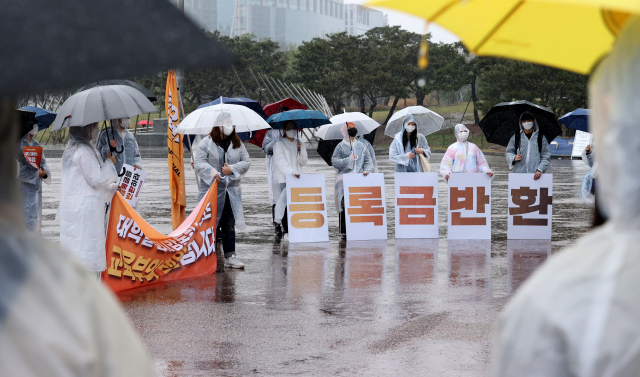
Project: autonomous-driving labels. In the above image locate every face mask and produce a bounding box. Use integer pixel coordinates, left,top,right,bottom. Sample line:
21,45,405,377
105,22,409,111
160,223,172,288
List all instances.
286,129,297,138
223,125,234,136
28,125,38,136
458,132,469,142
347,128,358,137
522,121,534,130
405,125,416,133
90,126,99,140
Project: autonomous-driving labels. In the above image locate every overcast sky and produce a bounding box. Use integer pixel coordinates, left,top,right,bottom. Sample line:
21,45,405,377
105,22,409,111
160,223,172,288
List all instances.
347,1,460,44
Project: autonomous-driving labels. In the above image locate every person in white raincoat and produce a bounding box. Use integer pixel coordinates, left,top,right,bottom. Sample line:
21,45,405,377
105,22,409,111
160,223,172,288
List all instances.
17,123,50,232
580,144,596,206
0,101,155,376
331,122,374,239
59,123,118,275
96,118,142,174
357,134,378,173
262,128,282,229
491,16,640,377
389,113,431,172
272,120,308,236
194,112,251,269
505,112,551,180
440,124,493,181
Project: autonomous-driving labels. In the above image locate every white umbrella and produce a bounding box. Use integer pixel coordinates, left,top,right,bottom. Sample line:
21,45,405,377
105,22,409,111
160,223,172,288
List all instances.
316,112,381,140
176,103,270,135
384,106,445,138
50,85,158,130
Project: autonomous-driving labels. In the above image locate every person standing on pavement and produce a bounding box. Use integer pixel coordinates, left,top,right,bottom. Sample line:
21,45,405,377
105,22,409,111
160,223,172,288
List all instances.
389,113,431,172
17,122,50,233
194,113,250,269
440,124,494,181
262,106,287,230
272,120,308,237
96,118,142,174
505,112,551,180
332,122,374,240
59,123,119,277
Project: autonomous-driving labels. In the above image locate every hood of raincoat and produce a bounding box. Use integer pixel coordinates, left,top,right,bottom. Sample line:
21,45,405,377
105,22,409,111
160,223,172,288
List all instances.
589,16,640,225
62,124,102,171
518,112,540,133
341,122,349,141
455,124,470,143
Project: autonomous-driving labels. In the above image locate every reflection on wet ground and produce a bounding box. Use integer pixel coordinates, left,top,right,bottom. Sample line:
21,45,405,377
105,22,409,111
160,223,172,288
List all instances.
40,154,592,376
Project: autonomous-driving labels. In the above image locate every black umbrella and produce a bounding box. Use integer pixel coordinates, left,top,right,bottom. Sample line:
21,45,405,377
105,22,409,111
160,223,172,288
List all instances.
478,101,562,147
1,0,235,97
18,110,38,139
317,129,377,166
75,80,157,102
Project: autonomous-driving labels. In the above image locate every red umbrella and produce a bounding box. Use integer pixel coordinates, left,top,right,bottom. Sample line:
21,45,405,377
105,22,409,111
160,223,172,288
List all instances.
246,98,308,148
137,120,153,126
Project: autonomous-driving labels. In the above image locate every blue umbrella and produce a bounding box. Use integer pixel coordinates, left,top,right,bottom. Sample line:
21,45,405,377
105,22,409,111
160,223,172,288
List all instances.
559,108,590,133
19,106,57,130
267,109,330,129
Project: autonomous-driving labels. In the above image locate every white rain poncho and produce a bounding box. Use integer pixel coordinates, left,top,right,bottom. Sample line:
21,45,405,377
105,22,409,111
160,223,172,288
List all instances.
331,124,375,213
580,147,596,206
194,134,251,230
96,119,142,174
59,124,118,272
505,112,551,173
272,136,308,224
440,124,492,179
357,135,378,173
491,16,640,377
17,134,50,232
389,113,431,172
262,129,282,205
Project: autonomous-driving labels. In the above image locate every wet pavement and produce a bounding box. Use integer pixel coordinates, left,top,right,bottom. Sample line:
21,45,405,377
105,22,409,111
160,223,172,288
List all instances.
40,152,592,376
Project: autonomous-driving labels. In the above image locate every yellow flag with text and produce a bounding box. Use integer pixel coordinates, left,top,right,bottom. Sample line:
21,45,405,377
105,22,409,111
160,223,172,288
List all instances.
165,70,186,229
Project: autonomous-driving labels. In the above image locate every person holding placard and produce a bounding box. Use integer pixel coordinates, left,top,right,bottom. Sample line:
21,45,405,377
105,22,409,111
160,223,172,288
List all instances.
331,122,374,240
440,124,493,181
17,122,50,233
272,120,308,237
505,112,551,180
389,113,431,172
194,112,251,269
96,117,142,174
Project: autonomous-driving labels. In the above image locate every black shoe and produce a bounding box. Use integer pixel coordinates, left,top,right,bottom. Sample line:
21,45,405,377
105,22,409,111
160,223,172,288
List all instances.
340,233,346,240
275,224,283,236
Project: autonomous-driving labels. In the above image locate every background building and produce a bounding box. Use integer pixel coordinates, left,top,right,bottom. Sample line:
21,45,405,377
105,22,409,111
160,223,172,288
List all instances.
184,0,387,47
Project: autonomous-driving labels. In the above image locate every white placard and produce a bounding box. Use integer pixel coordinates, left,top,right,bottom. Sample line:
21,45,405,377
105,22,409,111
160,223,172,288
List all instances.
394,172,439,239
447,174,492,239
286,174,329,243
507,173,553,239
117,164,146,208
343,173,388,241
571,130,591,157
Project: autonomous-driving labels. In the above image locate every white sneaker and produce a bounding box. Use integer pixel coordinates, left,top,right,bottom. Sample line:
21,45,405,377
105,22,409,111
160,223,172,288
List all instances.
224,255,245,269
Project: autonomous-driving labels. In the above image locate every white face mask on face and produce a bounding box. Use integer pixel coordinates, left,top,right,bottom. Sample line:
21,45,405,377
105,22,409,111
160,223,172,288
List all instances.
405,125,416,133
522,121,534,130
458,131,469,142
28,125,38,136
223,125,234,136
286,129,297,138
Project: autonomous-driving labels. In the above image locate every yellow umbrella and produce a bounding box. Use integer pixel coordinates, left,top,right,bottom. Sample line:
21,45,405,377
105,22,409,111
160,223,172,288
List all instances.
366,0,635,74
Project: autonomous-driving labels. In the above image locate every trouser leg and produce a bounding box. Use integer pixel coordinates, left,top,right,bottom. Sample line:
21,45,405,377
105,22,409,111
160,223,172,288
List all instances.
218,193,236,259
339,198,346,236
272,204,277,227
282,207,289,234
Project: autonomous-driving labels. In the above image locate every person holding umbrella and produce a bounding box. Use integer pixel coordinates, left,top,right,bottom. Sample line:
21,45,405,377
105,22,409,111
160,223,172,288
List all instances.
194,112,251,269
332,122,375,240
440,124,493,181
272,120,308,237
17,113,51,233
505,112,551,180
263,107,287,232
59,123,119,277
389,114,431,172
96,117,142,174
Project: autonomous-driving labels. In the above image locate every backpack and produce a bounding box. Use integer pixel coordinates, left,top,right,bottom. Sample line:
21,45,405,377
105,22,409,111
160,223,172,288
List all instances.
514,129,545,157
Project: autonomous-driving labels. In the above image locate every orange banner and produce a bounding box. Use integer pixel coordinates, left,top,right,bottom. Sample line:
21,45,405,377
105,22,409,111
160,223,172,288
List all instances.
22,146,42,169
101,181,219,293
165,70,186,229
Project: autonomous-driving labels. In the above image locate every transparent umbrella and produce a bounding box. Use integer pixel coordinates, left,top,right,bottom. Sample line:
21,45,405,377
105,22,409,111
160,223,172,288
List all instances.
176,103,271,135
316,112,381,140
384,106,444,137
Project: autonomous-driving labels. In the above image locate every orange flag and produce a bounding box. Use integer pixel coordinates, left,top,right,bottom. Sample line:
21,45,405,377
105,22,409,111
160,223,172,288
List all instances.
165,70,186,229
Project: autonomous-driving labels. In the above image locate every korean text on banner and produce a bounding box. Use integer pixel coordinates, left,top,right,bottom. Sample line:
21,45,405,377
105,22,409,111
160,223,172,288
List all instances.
22,146,42,169
571,130,591,158
286,174,329,243
447,173,492,240
117,164,147,208
343,173,387,241
101,181,219,293
394,172,439,239
507,173,553,240
165,70,186,229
